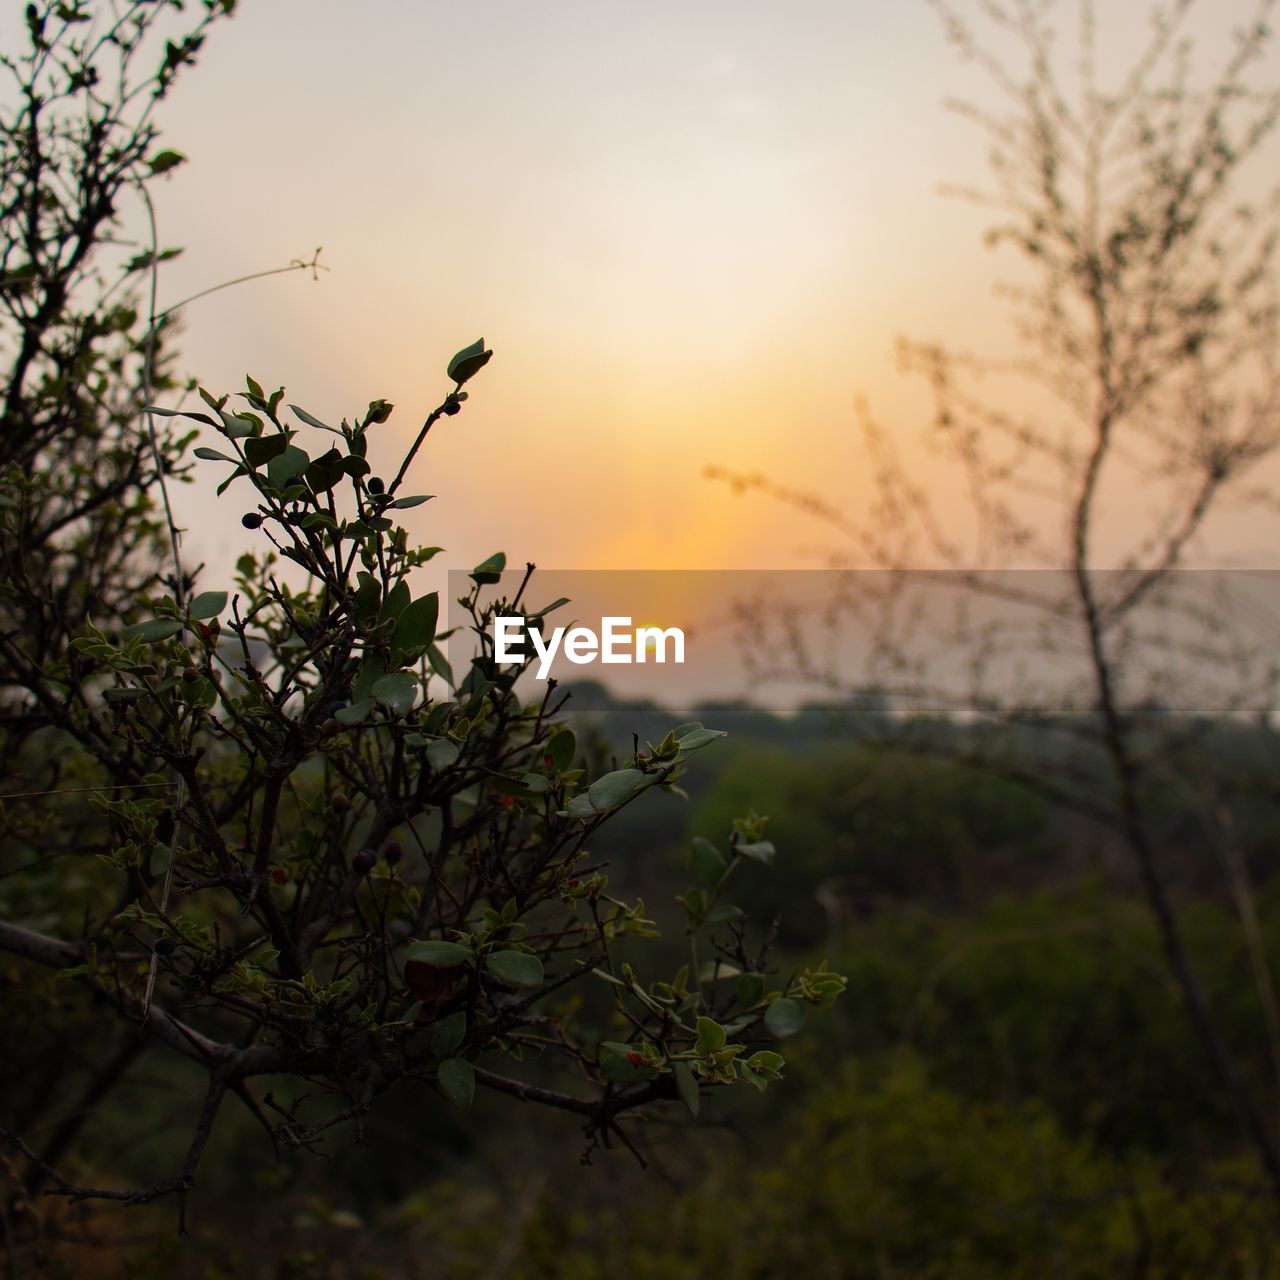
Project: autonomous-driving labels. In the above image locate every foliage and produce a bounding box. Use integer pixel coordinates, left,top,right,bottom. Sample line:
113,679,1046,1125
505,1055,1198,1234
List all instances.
0,1,240,773
0,0,846,1231
691,742,1049,941
0,349,846,1212
708,0,1280,1195
111,1059,1280,1279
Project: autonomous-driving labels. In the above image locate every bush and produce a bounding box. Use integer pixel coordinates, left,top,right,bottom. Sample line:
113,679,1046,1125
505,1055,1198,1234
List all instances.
0,354,845,1220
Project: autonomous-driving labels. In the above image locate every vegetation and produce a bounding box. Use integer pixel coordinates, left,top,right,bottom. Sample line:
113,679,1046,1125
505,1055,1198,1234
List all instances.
5,1,1280,1276
712,0,1280,1201
0,2,844,1268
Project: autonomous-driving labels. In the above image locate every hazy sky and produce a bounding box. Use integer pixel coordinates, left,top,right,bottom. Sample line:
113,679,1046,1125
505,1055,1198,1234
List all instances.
123,0,1278,587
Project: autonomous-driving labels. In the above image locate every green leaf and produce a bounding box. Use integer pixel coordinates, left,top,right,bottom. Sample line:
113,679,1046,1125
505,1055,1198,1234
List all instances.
371,672,418,717
405,939,471,967
470,552,506,585
149,149,186,174
694,1016,727,1057
690,836,727,887
736,840,776,865
426,644,454,686
566,794,596,820
217,409,255,439
394,592,439,661
546,728,576,772
187,591,228,621
674,725,728,754
127,248,183,274
587,768,652,812
764,997,805,1038
193,446,234,462
380,579,410,622
288,404,337,433
392,494,433,509
354,575,381,624
305,447,346,491
485,950,544,988
746,1050,785,1077
674,1062,700,1119
335,698,374,726
446,338,493,386
426,739,459,770
243,433,289,467
428,1010,467,1057
149,405,215,427
216,465,249,495
437,1057,474,1111
266,444,311,490
353,651,386,702
122,618,183,643
422,702,453,733
698,960,742,982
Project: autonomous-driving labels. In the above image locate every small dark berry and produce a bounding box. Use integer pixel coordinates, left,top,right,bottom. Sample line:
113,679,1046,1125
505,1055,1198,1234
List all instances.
182,666,200,683
352,848,376,875
321,717,341,737
383,839,403,866
242,512,263,529
443,400,462,416
284,473,303,488
330,791,351,815
367,476,385,494
154,937,177,956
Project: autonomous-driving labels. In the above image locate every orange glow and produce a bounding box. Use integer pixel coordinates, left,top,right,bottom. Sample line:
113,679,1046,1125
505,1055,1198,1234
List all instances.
141,1,1280,583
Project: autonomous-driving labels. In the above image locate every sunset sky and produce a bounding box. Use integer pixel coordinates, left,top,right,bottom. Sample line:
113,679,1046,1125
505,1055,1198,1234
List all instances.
134,1,1278,588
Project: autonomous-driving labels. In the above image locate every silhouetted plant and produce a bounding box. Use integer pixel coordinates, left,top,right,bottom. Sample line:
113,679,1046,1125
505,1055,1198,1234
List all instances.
0,0,845,1232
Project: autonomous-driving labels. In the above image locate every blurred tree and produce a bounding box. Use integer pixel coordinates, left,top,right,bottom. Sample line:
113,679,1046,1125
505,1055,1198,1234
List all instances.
711,0,1280,1195
0,0,232,765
